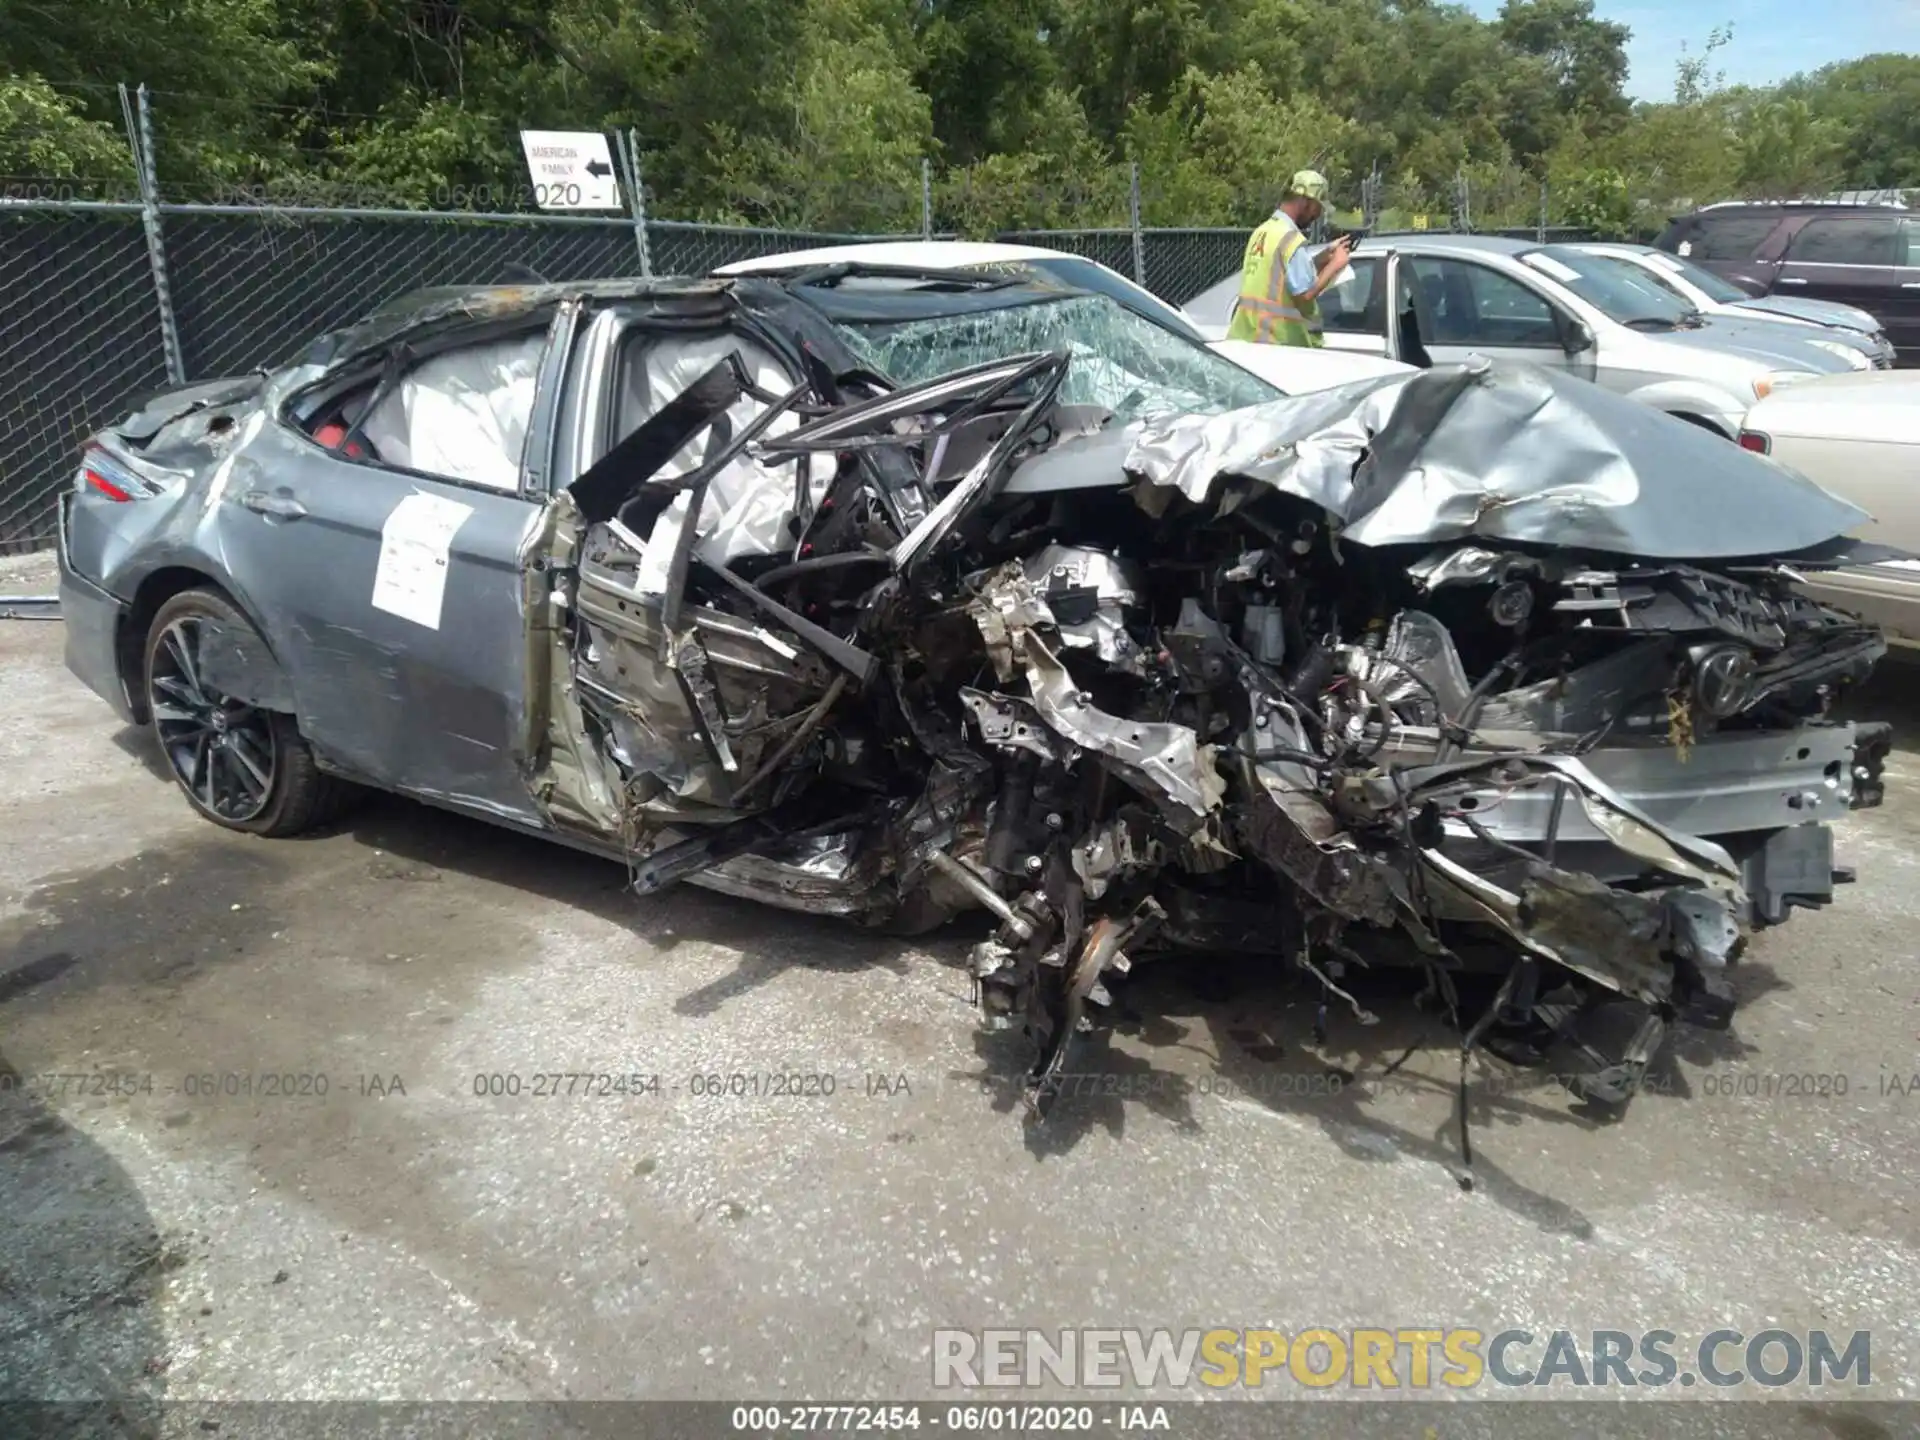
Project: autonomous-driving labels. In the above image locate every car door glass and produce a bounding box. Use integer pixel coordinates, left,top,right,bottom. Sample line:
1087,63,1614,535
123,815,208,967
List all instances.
1786,218,1899,266
1407,259,1460,338
1319,257,1379,333
1902,220,1920,267
358,331,546,492
1413,258,1557,346
1690,216,1779,261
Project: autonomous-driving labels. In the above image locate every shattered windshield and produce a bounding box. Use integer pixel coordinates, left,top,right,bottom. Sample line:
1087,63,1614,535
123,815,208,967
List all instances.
1016,257,1209,341
832,294,1281,422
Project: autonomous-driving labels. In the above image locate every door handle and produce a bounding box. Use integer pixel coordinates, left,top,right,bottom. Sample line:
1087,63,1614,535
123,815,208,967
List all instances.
1902,282,1920,290
1776,277,1808,286
240,490,308,520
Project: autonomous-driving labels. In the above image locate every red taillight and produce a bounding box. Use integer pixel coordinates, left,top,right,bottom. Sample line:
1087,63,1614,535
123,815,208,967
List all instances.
1738,430,1771,455
76,444,158,501
82,465,134,501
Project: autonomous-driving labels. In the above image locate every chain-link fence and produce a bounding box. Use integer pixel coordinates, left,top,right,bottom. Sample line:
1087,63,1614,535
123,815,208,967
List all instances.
0,201,930,552
0,205,172,551
0,190,1603,554
3,83,1853,554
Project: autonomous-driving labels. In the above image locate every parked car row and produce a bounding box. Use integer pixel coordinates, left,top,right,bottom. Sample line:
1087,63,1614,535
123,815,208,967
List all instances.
1572,240,1895,367
1183,233,1865,436
1653,199,1920,365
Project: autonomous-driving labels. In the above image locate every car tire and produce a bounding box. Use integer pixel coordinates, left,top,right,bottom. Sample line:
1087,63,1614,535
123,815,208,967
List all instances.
143,587,356,837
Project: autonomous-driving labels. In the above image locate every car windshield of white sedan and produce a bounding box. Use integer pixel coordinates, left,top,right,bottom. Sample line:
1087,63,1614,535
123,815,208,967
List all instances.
1643,250,1751,304
1524,246,1694,328
833,295,1279,422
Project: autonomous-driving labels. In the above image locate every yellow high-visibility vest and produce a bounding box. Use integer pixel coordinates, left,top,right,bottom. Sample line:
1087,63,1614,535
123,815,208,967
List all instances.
1226,212,1323,347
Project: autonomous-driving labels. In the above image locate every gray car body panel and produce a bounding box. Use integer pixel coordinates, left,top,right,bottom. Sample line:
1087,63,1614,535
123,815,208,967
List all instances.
72,411,550,830
1123,358,1868,557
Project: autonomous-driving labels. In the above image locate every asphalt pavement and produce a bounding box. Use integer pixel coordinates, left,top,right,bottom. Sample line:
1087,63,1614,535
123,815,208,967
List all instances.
2,549,1917,1436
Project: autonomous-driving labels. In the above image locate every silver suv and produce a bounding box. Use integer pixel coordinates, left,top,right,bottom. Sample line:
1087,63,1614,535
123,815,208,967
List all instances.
1570,240,1895,368
1186,234,1859,436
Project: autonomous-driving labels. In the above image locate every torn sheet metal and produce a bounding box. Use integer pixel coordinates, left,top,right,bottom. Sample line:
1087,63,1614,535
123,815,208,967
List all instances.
966,561,1225,817
1125,359,1869,559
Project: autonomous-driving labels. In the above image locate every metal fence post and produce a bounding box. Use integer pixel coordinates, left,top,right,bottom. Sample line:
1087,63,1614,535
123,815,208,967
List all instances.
122,84,185,385
921,158,933,240
616,129,653,278
1128,163,1146,285
1537,179,1549,243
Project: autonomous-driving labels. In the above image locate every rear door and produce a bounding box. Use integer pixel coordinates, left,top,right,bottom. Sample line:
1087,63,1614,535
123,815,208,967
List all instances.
1890,219,1920,362
1401,255,1593,377
1773,216,1900,328
228,317,564,823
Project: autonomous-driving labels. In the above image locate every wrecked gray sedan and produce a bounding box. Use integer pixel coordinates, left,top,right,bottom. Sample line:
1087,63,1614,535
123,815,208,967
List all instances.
58,272,1893,1134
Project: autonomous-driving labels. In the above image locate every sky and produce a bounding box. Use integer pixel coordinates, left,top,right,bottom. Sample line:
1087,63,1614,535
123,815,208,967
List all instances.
1462,0,1920,101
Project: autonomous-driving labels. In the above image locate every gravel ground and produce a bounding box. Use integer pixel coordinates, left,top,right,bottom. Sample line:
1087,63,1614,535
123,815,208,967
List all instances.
2,546,1917,1438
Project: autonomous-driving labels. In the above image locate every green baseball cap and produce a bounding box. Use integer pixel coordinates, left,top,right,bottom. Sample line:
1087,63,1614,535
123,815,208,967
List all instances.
1288,169,1329,201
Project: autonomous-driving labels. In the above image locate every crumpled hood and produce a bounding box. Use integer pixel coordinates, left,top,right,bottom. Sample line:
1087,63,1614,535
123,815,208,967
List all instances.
1734,295,1882,336
1124,357,1870,559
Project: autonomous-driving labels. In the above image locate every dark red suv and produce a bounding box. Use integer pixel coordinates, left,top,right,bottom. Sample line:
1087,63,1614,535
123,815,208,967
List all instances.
1654,202,1920,366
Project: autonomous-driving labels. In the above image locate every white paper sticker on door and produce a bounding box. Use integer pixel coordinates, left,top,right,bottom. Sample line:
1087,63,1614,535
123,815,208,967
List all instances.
371,492,474,630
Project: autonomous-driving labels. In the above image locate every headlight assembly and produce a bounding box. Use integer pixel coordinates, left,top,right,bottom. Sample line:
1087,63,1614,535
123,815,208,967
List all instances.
1808,339,1871,370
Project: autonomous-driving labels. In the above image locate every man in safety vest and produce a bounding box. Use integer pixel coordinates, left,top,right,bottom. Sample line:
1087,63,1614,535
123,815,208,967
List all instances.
1226,169,1353,346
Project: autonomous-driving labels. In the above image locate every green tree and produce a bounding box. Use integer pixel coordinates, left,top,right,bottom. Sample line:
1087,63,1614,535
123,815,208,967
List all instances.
914,0,1063,164
1736,95,1845,198
0,76,130,188
710,0,932,230
1,0,1907,239
1785,54,1920,188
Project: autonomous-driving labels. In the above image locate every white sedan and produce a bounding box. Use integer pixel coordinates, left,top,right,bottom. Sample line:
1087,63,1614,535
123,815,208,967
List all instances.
712,241,1414,395
1570,242,1895,370
1739,370,1920,648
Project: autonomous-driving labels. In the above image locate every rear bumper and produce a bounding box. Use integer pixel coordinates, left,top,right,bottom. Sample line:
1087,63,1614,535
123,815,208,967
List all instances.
56,493,136,724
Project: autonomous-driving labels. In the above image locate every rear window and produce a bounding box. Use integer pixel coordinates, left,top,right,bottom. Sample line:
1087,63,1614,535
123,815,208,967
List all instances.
1683,214,1781,261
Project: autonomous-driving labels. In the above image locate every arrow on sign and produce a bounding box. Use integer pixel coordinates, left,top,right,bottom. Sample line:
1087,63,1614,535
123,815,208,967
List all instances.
585,159,613,179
